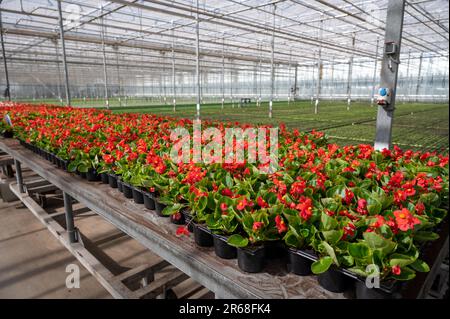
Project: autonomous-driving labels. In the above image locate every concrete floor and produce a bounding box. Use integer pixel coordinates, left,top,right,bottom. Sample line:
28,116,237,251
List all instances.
0,160,211,299
0,194,174,299
0,199,111,298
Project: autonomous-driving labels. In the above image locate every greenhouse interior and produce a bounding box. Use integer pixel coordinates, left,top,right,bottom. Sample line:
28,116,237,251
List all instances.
0,0,448,302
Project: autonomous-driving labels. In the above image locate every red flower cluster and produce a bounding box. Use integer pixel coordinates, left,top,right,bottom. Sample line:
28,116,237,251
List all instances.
393,208,420,231
275,215,287,234
237,197,254,211
297,197,313,221
356,198,368,215
342,189,354,205
252,221,264,232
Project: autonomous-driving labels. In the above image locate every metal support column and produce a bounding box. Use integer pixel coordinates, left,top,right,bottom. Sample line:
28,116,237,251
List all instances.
330,57,334,101
14,159,24,193
52,39,62,104
63,192,77,243
57,0,71,106
346,33,356,110
171,20,176,112
258,41,262,107
415,52,423,102
371,37,380,107
293,64,298,102
100,11,110,109
195,0,201,119
311,56,316,105
288,47,292,106
269,4,276,118
404,49,411,103
374,0,406,151
254,62,258,104
231,59,234,108
0,9,11,101
315,14,324,114
221,32,225,109
115,46,122,107
139,10,145,99
162,52,167,105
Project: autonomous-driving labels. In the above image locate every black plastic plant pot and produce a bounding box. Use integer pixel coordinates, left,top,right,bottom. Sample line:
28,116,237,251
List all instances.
100,172,109,184
237,246,265,273
288,249,313,276
143,192,156,210
55,157,62,169
155,201,168,217
170,211,185,225
193,224,214,247
117,180,123,192
86,169,100,182
3,131,14,138
122,183,133,198
264,240,287,260
108,174,118,188
51,154,58,165
317,268,353,293
213,234,237,259
61,160,69,171
79,171,87,179
132,187,144,204
354,281,396,299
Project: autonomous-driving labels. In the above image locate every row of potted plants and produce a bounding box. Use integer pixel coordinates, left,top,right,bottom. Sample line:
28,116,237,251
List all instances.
1,102,448,298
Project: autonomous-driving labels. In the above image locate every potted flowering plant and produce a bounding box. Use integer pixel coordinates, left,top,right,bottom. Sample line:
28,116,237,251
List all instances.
224,192,281,273
204,191,240,259
283,210,318,275
68,148,101,181
1,126,13,138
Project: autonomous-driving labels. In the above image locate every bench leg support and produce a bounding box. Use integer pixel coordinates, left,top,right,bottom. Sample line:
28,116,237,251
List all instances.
14,159,24,193
63,192,78,243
